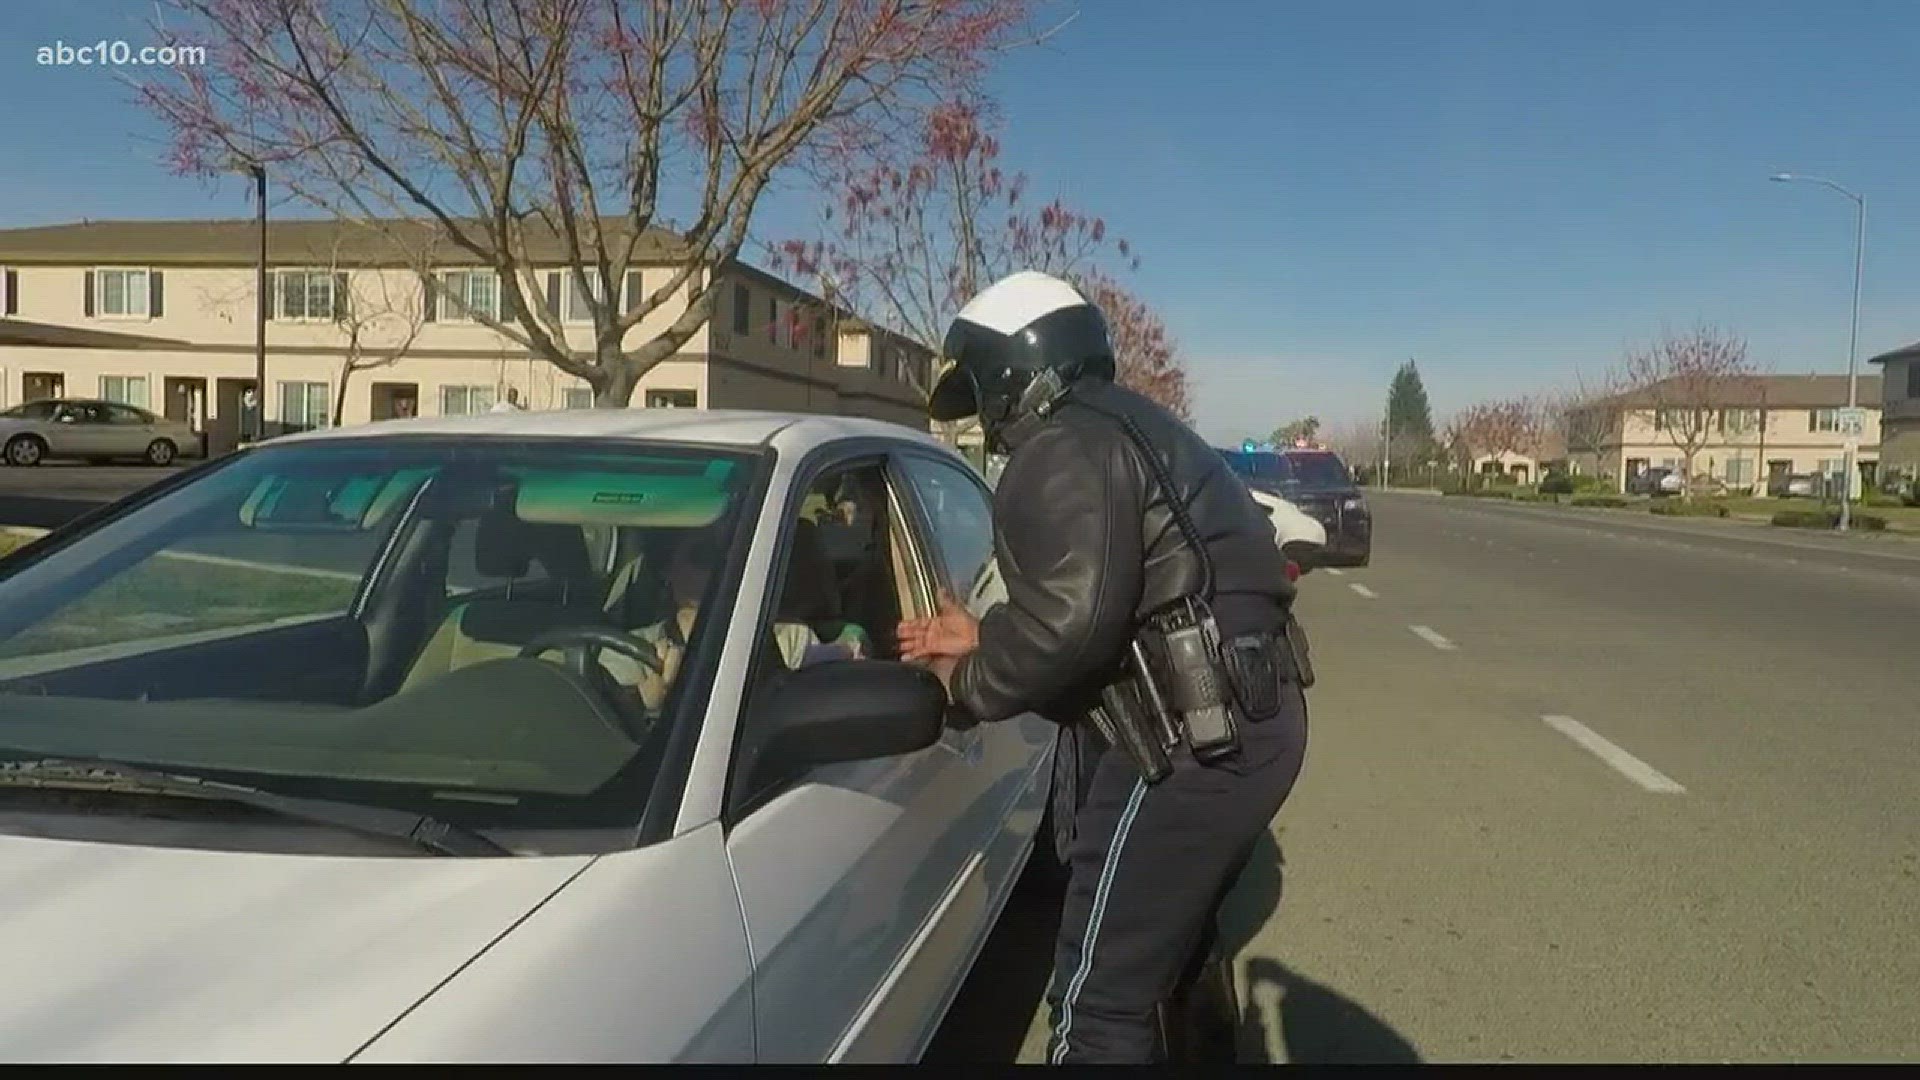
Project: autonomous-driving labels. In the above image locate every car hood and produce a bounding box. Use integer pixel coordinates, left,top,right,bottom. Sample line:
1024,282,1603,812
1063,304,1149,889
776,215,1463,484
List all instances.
0,830,592,1063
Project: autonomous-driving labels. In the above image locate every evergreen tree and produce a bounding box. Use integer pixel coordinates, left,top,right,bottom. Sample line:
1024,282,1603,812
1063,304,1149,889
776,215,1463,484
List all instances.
1386,360,1436,474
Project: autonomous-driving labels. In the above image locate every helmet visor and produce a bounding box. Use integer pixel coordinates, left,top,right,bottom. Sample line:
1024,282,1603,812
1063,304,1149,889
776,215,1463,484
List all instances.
927,358,980,421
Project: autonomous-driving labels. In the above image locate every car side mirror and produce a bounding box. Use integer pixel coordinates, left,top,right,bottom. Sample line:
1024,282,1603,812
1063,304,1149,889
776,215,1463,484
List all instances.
747,659,946,789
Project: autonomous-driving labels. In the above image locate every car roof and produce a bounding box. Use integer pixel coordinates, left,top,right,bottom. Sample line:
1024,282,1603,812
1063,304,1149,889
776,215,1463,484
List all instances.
272,407,948,454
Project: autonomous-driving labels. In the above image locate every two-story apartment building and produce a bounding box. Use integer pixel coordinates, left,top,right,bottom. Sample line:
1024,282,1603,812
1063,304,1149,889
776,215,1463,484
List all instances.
0,219,930,454
1567,374,1884,495
1867,342,1920,480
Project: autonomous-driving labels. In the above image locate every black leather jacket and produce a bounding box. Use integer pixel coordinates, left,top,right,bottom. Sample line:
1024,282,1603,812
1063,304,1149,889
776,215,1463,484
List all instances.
950,381,1298,725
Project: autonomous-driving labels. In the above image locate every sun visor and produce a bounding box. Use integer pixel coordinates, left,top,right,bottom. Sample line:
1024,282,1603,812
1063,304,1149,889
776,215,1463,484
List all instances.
512,461,736,528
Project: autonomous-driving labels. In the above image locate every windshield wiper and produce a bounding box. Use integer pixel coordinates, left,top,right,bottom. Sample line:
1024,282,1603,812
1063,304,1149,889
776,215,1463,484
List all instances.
0,757,509,857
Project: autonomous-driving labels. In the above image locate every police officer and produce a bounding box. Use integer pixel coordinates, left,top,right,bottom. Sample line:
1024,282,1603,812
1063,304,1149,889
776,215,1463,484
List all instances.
898,270,1312,1064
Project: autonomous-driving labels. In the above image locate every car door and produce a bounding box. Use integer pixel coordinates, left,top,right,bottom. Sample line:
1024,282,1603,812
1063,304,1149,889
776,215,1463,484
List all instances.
891,449,1057,940
723,448,1001,1063
104,404,157,457
47,402,113,456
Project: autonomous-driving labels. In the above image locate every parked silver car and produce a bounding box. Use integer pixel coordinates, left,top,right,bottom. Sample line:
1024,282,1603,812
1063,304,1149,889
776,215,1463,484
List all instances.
0,409,1053,1063
0,397,202,466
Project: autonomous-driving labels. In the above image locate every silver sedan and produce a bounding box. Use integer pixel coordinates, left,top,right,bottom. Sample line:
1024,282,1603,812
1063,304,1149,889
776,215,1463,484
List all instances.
0,397,202,467
0,408,1052,1063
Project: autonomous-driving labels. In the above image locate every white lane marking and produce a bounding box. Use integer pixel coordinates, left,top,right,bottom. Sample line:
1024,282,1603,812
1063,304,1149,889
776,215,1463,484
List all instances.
1349,583,1378,599
1541,715,1687,795
1408,625,1456,651
1324,568,1345,576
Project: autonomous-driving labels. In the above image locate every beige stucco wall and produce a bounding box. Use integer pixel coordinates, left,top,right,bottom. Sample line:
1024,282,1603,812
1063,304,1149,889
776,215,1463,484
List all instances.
1575,405,1885,492
0,260,926,442
4,263,712,358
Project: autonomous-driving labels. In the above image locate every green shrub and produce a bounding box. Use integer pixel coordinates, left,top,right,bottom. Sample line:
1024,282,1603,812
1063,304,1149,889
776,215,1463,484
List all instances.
1572,495,1629,508
1771,508,1888,530
1861,492,1902,508
1648,501,1730,518
1511,491,1558,503
1539,473,1575,495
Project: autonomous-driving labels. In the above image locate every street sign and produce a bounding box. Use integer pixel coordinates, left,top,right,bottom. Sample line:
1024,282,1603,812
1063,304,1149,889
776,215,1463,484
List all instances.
1838,407,1866,438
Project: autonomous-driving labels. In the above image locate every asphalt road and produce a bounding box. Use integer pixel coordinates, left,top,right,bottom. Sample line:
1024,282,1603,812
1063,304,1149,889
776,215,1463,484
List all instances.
0,463,181,527
933,490,1920,1064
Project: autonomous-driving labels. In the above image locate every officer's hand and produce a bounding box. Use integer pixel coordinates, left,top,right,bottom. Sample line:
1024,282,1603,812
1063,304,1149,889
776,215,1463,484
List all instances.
898,592,979,661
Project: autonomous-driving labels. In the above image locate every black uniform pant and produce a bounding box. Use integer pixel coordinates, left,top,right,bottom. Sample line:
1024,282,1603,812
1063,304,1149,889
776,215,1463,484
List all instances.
1043,684,1308,1064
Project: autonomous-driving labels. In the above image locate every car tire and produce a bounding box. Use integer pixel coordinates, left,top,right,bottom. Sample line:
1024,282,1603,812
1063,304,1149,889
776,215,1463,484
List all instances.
5,435,46,468
145,439,178,467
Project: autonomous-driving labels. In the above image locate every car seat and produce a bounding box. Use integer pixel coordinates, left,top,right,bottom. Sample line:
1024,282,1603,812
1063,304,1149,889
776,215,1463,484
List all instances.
779,517,871,655
398,505,604,692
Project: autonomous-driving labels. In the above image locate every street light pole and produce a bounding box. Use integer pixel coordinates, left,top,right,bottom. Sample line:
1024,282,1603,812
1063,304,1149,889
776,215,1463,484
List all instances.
250,162,268,443
1771,172,1865,531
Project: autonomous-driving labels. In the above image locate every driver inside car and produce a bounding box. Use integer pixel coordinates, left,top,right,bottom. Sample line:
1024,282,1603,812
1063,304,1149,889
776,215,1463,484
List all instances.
609,526,864,712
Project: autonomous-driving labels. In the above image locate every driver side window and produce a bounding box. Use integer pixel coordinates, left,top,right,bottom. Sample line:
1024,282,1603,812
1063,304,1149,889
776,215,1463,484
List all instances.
896,455,998,611
728,460,923,815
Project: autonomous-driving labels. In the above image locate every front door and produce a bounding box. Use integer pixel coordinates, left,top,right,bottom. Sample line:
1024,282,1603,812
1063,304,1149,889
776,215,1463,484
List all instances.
1767,458,1792,495
22,373,62,402
725,454,995,1063
211,378,257,455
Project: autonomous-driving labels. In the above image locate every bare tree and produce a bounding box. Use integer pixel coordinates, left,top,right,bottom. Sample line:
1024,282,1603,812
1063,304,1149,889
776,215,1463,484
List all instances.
140,0,1031,406
1078,268,1191,420
326,250,430,426
1550,366,1628,482
1447,397,1542,486
1322,418,1382,473
1622,325,1755,498
771,100,1185,439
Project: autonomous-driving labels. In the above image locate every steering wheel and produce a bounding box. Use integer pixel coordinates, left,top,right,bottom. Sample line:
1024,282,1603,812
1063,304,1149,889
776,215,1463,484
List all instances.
518,626,666,737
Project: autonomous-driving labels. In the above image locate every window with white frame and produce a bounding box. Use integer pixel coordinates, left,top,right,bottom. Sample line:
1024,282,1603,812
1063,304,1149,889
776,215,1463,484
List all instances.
553,271,603,323
562,386,594,409
439,269,499,321
96,269,150,318
274,270,342,321
278,381,330,431
99,375,149,408
1720,408,1760,435
1725,457,1753,486
439,384,496,415
1818,457,1845,477
1809,408,1842,433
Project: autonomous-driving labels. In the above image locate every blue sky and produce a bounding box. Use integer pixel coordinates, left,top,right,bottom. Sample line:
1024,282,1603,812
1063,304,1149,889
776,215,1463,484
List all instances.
6,0,1920,443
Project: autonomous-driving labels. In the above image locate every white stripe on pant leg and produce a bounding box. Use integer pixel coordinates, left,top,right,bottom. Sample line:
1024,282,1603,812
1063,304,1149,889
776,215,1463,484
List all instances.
1050,777,1150,1064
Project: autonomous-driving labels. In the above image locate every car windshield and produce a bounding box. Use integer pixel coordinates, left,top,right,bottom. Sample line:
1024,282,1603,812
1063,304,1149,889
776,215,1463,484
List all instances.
0,438,763,838
1219,450,1352,488
1283,452,1352,487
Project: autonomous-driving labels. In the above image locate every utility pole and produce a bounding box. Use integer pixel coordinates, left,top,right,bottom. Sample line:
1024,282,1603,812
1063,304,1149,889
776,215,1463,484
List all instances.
1770,172,1866,530
1381,414,1392,490
250,162,268,442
